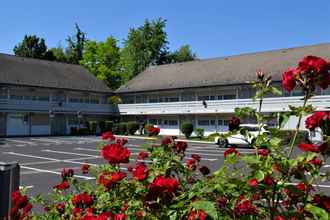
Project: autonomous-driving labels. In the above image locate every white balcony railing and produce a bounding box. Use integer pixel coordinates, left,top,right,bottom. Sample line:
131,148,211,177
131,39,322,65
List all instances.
0,99,115,114
118,95,330,115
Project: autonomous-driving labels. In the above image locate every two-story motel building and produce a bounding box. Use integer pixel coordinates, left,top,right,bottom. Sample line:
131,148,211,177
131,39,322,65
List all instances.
0,54,114,137
116,43,330,136
1,44,329,137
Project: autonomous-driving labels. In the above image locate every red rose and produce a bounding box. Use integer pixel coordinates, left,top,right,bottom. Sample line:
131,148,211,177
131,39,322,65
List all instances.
234,198,257,217
61,168,74,181
187,210,207,220
54,181,70,191
133,163,148,181
81,164,90,174
99,171,126,189
282,68,296,92
229,117,240,131
113,213,126,220
102,131,115,140
137,151,149,160
101,143,131,164
116,138,128,145
258,149,269,157
217,197,228,209
298,143,319,153
296,182,306,191
145,176,180,204
309,156,322,166
313,194,330,213
248,178,258,187
56,203,65,214
224,148,240,158
199,166,210,176
162,136,173,145
135,210,144,219
263,175,274,186
173,141,188,153
191,154,201,162
148,126,160,136
72,193,94,207
275,216,285,220
186,159,197,170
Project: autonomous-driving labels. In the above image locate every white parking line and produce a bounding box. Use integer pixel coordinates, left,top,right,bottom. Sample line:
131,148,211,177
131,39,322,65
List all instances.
21,156,97,166
19,185,34,189
20,166,95,180
5,139,37,145
74,147,218,161
4,152,99,166
42,149,100,158
30,138,66,144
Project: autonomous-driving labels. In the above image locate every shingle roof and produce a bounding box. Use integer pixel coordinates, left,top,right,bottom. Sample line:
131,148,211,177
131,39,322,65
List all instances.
116,43,330,93
0,54,112,93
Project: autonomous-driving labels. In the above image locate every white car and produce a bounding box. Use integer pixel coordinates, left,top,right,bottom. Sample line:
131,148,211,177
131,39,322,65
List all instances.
214,124,268,148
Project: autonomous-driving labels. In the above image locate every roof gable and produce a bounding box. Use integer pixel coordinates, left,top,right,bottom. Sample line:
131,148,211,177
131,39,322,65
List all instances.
0,54,112,93
117,43,330,93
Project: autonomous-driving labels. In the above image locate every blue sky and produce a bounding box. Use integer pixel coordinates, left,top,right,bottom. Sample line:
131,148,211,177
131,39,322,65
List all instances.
1,0,329,58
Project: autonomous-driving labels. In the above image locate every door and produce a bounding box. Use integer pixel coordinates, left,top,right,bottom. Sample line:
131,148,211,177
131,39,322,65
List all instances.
51,114,67,135
6,113,29,136
0,113,6,136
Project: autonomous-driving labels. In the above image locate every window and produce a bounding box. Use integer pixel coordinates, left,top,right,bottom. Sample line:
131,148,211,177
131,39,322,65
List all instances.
223,120,230,126
149,119,158,125
10,95,23,100
198,120,210,126
218,120,224,126
0,88,7,99
210,120,215,126
168,120,178,126
52,95,66,102
149,98,158,103
198,96,209,101
223,94,236,100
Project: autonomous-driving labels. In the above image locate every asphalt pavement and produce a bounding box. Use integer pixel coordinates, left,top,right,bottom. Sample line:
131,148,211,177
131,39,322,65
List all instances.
0,136,329,197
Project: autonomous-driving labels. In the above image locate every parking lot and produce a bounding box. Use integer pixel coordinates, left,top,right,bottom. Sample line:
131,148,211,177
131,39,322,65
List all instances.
1,136,330,197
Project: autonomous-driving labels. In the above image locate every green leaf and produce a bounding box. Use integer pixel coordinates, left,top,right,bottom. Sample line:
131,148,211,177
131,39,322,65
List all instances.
269,137,281,146
192,200,218,219
255,170,265,182
305,204,329,220
279,112,291,128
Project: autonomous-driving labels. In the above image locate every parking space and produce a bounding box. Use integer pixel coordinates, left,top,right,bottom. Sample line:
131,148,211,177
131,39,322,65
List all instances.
1,136,330,196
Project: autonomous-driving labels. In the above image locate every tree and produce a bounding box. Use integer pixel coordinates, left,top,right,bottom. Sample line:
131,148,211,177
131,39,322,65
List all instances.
50,45,67,63
120,18,169,81
167,45,196,63
80,37,122,89
66,24,86,64
13,35,49,59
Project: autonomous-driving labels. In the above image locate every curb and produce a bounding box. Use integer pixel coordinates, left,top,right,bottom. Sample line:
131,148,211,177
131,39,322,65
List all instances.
114,135,213,144
114,135,157,141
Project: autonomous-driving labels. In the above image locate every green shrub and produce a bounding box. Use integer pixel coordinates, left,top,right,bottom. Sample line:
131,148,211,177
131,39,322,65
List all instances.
127,121,139,135
207,132,221,141
88,121,98,134
275,129,309,145
195,128,205,139
181,121,194,138
105,121,114,132
99,121,106,133
117,122,128,135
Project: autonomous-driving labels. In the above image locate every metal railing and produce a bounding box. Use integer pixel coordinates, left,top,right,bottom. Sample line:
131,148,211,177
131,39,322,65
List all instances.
117,95,330,115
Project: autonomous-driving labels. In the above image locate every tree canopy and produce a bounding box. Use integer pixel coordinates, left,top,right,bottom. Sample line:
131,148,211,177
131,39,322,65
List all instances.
13,19,197,89
80,37,121,90
13,35,54,60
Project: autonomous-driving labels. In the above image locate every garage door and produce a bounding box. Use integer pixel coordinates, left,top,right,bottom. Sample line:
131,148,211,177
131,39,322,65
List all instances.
7,113,29,136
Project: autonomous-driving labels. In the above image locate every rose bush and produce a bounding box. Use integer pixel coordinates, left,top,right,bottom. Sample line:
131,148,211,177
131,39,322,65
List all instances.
11,55,330,219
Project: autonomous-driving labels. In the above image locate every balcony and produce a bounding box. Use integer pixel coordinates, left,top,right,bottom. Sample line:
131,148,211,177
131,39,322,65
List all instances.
117,95,330,115
0,99,115,115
